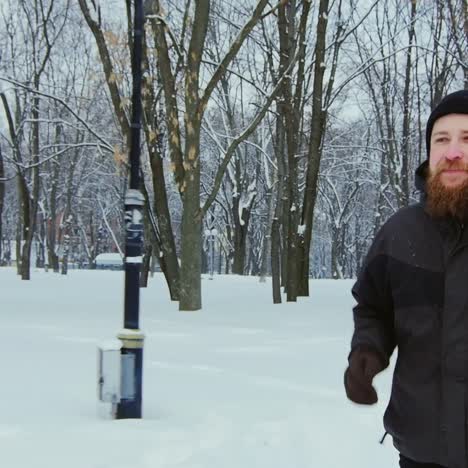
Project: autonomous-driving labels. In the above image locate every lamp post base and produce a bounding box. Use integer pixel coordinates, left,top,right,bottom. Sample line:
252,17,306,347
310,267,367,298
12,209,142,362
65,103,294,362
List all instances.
116,330,144,419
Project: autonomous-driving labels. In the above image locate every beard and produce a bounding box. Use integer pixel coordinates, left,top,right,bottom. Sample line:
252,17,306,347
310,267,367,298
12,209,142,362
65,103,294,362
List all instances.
426,162,468,220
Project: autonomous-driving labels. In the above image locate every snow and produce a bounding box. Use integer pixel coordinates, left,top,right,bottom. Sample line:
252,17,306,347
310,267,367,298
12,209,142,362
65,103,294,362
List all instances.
0,268,397,468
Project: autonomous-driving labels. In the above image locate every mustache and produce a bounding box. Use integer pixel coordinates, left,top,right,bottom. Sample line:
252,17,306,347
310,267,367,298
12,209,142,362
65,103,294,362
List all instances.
433,162,468,175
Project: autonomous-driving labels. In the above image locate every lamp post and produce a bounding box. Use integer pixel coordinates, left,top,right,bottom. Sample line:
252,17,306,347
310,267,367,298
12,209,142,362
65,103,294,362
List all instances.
116,0,144,420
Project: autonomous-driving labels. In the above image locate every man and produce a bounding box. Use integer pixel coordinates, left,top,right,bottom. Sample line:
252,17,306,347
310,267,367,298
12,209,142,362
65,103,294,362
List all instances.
344,89,468,468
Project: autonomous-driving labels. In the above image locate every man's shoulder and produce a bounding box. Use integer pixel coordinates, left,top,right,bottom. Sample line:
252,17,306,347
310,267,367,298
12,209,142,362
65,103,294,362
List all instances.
382,203,427,231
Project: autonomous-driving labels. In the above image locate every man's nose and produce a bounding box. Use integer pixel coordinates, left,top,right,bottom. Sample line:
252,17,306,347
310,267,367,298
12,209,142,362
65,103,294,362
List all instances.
445,145,463,161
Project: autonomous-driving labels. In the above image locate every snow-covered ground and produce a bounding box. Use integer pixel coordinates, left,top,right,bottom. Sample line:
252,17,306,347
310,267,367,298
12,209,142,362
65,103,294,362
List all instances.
1,268,397,468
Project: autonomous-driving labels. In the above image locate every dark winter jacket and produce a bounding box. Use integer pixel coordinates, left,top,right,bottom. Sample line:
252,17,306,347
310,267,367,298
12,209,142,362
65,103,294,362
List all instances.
350,160,468,468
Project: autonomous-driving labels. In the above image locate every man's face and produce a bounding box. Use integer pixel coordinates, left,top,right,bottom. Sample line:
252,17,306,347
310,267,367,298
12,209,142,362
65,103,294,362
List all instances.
429,114,468,187
427,114,468,219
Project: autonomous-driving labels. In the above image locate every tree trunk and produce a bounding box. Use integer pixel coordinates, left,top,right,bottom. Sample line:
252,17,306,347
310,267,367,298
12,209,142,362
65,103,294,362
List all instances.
271,209,282,304
201,243,208,275
271,112,286,303
140,196,154,288
60,148,79,275
148,149,180,300
36,220,45,268
259,188,274,282
297,0,329,296
278,1,300,302
21,92,41,280
177,0,210,311
140,242,152,288
16,223,21,275
232,197,253,275
87,213,98,269
179,155,202,311
232,224,248,274
399,0,417,208
280,177,288,289
331,227,343,279
61,215,73,275
47,129,61,272
217,239,223,275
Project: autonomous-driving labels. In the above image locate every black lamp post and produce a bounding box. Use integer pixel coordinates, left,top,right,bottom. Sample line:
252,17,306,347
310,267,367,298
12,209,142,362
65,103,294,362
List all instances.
116,0,144,419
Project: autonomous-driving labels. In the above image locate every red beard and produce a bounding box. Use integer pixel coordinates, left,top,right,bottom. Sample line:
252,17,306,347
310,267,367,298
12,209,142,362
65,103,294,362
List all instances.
426,162,468,220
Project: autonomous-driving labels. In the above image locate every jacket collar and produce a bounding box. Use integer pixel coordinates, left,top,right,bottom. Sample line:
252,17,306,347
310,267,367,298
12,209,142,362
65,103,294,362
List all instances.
415,160,429,196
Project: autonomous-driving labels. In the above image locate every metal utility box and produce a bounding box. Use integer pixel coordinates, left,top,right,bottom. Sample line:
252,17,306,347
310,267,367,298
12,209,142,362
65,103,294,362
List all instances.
98,345,121,404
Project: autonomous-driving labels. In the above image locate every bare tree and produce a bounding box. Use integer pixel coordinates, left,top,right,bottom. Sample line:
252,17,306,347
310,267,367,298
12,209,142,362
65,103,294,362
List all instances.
0,0,70,279
148,0,287,310
447,0,467,89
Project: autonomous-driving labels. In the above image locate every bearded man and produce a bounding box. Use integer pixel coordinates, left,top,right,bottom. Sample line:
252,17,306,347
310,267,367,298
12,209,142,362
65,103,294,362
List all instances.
344,89,468,468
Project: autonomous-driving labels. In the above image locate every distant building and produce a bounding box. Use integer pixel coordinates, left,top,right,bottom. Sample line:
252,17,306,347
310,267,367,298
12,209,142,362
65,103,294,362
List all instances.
95,253,123,270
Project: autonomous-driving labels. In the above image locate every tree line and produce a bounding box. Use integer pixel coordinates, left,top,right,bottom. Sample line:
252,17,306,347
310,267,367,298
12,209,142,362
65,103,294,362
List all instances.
0,0,466,310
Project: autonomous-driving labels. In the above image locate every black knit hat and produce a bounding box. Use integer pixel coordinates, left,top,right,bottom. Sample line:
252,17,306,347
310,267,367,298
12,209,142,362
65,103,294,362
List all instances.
426,90,468,159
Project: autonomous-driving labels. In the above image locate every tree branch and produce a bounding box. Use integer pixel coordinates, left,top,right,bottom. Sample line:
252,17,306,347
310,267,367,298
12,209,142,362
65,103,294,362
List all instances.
78,0,130,141
0,77,114,153
148,0,185,188
199,0,270,116
197,47,299,221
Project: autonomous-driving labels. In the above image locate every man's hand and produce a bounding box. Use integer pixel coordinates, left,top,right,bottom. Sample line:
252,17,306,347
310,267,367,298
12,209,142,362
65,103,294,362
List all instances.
344,346,386,405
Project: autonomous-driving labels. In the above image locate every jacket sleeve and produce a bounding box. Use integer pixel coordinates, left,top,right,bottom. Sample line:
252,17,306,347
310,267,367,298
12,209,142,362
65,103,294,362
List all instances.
350,225,396,367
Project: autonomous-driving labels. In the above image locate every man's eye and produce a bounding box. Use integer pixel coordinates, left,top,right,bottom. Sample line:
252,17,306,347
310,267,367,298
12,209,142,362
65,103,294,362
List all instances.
435,137,448,143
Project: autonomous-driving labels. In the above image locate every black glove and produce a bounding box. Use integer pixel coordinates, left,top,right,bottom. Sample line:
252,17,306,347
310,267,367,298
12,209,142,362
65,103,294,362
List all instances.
344,346,386,405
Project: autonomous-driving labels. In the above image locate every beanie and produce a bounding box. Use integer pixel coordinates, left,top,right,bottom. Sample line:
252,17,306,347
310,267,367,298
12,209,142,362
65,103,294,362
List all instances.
426,90,468,159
